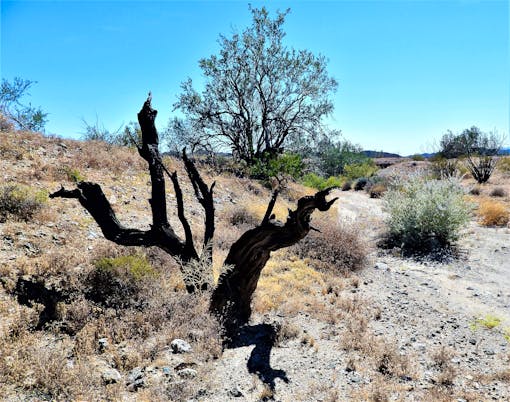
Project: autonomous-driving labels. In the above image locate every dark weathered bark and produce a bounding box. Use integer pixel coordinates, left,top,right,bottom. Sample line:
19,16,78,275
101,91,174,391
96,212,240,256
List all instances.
210,188,337,332
51,96,338,333
50,95,214,293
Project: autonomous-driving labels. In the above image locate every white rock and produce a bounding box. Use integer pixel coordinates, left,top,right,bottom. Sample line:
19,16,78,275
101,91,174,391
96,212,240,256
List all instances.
171,339,192,354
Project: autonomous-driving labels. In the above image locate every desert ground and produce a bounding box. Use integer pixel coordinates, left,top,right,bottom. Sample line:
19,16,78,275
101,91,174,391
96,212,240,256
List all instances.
1,131,509,401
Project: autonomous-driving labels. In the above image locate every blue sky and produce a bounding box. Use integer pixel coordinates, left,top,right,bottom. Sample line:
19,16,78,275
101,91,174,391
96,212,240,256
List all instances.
1,0,508,155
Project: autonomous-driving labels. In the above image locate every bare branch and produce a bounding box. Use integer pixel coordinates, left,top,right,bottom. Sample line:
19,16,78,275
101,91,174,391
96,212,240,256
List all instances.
50,183,156,247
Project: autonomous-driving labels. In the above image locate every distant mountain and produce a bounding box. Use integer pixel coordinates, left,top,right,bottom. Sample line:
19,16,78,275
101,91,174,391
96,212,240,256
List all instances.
418,153,436,158
362,150,401,158
499,147,510,155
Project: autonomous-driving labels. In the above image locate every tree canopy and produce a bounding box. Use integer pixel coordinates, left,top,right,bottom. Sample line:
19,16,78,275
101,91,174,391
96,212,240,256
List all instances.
439,126,504,183
169,6,337,165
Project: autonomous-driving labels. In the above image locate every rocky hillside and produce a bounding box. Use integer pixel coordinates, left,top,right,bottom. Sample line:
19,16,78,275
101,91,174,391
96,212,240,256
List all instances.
0,130,509,401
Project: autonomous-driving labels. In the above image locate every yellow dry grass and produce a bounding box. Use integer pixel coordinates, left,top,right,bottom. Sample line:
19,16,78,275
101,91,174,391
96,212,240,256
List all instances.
477,199,509,226
252,251,325,314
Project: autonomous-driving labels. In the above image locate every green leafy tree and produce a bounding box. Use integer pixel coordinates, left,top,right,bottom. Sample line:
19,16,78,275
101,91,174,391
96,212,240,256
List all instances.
315,137,368,176
170,6,337,165
0,77,48,132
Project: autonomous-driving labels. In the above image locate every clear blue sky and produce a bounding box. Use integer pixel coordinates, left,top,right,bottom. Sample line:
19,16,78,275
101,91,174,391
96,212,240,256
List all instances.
1,0,508,155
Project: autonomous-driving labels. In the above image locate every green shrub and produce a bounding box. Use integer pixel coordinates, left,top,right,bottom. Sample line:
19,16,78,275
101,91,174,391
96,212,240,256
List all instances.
86,254,157,308
343,160,378,181
301,173,343,190
250,152,303,180
382,175,471,252
0,184,48,222
64,167,85,183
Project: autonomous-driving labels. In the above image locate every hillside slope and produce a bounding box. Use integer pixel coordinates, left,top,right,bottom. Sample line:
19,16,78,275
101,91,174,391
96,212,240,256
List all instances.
0,130,509,401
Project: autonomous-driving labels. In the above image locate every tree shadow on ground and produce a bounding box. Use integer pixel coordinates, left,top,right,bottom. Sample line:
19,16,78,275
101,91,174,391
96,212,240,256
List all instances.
225,323,289,390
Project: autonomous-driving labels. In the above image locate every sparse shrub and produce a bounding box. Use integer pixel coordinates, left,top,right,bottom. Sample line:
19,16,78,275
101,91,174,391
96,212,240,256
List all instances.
343,160,378,181
469,186,481,196
431,157,458,179
228,205,258,226
64,167,85,183
489,187,507,197
341,180,352,191
410,154,425,161
0,184,48,222
292,216,367,273
497,157,510,173
85,254,157,308
382,175,471,252
369,183,387,199
354,177,368,191
478,200,509,226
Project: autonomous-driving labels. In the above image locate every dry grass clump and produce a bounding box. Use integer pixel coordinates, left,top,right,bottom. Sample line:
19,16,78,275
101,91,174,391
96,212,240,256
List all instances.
0,240,222,400
497,156,510,174
225,204,260,227
0,183,48,222
369,183,387,199
489,187,507,197
477,199,509,226
431,346,457,386
469,186,481,196
291,214,368,273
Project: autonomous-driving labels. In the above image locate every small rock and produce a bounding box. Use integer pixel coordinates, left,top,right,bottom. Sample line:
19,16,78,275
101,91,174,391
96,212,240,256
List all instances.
484,349,495,356
127,366,144,383
127,379,144,392
162,366,171,376
469,339,477,345
375,262,389,270
414,343,426,352
229,386,243,397
171,339,192,354
177,368,197,379
102,368,121,384
98,338,109,352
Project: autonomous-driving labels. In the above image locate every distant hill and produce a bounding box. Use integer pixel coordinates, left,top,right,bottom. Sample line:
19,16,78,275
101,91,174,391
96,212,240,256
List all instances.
362,150,401,158
499,147,510,155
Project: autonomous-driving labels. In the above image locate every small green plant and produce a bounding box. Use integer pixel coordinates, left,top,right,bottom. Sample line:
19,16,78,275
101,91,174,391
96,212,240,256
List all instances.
301,173,343,190
64,167,85,183
0,183,48,222
86,254,157,308
382,175,471,252
343,160,378,181
503,327,510,343
470,314,502,331
94,254,156,281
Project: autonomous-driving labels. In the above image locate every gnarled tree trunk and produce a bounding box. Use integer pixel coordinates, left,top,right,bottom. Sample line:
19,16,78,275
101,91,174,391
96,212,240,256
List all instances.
51,95,337,333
